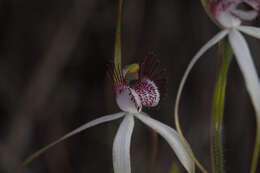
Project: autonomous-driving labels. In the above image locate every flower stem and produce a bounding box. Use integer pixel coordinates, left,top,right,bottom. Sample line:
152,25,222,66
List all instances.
200,0,209,14
114,0,123,68
211,38,232,173
250,117,260,173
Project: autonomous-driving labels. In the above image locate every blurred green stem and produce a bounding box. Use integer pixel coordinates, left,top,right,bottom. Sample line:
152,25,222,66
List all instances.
211,38,232,173
200,0,209,14
114,0,123,68
250,117,260,173
170,162,180,173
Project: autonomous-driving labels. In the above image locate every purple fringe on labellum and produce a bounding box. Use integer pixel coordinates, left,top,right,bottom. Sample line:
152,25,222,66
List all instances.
107,55,166,114
134,55,167,107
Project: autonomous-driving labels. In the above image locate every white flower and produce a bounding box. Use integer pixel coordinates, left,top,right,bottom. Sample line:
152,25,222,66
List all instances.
175,0,260,171
17,57,194,173
176,0,260,130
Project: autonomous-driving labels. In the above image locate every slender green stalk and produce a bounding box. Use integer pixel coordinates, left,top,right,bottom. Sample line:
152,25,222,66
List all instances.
211,38,232,173
250,117,260,173
170,162,180,173
114,0,123,68
200,0,209,14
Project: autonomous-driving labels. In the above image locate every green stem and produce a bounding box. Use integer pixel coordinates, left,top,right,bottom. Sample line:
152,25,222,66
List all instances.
214,129,224,173
250,117,260,173
200,0,209,14
114,0,123,68
211,38,232,173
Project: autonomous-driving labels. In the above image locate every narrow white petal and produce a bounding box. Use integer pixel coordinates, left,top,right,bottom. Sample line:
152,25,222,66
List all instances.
229,29,260,173
175,30,228,119
113,114,135,173
54,112,125,144
173,31,228,173
15,112,125,171
175,30,229,119
228,30,260,117
135,112,195,173
238,26,260,39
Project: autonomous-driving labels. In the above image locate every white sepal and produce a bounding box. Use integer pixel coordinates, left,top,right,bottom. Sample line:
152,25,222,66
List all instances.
135,112,195,173
16,112,125,170
175,30,228,113
113,114,135,173
52,112,125,146
228,29,260,116
238,26,260,39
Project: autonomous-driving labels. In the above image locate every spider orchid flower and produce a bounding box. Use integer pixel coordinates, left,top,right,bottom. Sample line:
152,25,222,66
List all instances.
197,0,260,120
16,57,195,173
175,0,260,172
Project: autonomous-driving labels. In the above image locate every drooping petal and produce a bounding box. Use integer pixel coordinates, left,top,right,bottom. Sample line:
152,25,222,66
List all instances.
15,112,125,172
238,26,260,39
175,30,228,134
113,114,135,173
135,112,195,173
173,30,228,173
228,29,260,116
175,29,228,109
229,28,260,173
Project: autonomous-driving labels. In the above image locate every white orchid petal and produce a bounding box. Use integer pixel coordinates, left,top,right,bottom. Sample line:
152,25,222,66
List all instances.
113,114,135,173
228,30,260,117
15,112,125,171
135,112,195,173
174,31,228,171
55,112,125,143
238,26,260,39
229,29,260,173
175,30,228,114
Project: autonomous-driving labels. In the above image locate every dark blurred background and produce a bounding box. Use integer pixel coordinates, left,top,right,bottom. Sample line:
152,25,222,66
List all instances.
0,0,259,172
